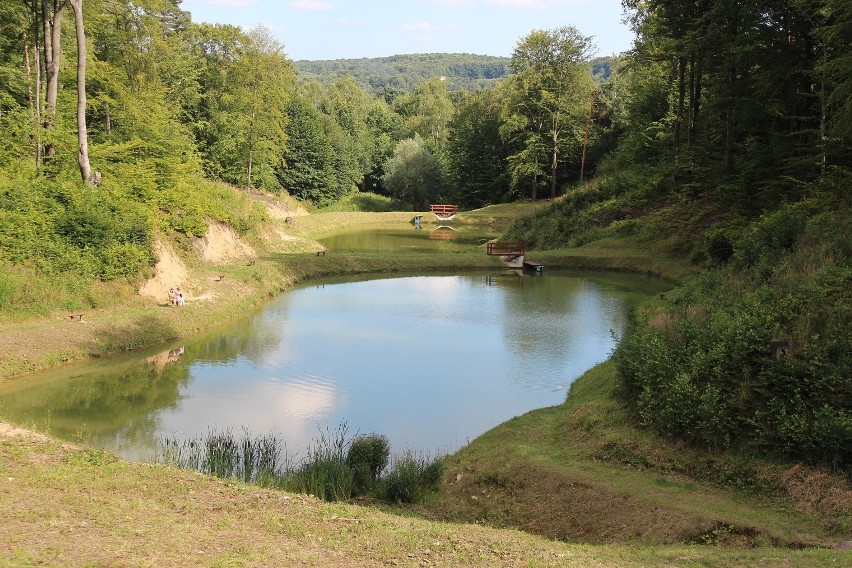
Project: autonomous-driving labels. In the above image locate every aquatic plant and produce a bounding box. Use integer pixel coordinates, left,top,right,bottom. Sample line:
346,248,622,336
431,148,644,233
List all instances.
157,423,445,504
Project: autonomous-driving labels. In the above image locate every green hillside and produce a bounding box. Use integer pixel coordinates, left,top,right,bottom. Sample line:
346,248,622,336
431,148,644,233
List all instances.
294,52,512,93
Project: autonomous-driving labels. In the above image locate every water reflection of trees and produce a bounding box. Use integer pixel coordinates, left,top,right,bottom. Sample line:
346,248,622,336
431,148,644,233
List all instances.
499,274,636,373
0,353,192,451
190,298,289,364
0,297,291,455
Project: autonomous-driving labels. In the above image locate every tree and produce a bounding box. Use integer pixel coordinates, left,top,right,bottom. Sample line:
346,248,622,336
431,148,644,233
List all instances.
620,0,850,201
191,24,293,190
41,0,70,158
0,2,35,166
381,134,444,210
69,0,92,183
446,87,511,208
407,77,454,149
363,98,402,194
506,27,595,199
320,76,378,191
277,94,339,205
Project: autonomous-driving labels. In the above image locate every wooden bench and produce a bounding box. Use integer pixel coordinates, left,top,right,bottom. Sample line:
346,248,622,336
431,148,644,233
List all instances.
68,313,85,321
214,275,224,282
316,250,326,256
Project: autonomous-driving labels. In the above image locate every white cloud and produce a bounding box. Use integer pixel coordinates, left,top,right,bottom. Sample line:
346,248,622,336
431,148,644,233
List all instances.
188,0,260,7
400,21,462,33
289,0,333,10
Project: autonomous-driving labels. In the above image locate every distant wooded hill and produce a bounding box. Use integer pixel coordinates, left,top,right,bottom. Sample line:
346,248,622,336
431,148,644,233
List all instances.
294,53,512,93
294,53,614,94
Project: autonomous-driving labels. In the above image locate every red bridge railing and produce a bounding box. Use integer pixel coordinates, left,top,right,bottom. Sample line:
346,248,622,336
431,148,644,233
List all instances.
429,204,459,216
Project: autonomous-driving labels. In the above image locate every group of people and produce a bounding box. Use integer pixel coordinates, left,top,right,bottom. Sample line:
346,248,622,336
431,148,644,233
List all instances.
168,287,185,307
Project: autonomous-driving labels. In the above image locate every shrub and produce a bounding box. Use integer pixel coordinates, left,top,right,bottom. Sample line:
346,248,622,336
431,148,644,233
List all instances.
615,206,852,469
346,434,389,482
706,230,734,265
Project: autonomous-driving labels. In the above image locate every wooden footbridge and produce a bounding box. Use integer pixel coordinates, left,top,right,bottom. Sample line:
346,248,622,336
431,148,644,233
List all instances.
430,204,459,221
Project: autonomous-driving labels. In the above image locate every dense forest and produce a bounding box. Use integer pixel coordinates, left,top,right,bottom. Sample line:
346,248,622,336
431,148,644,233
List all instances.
0,0,849,470
294,53,512,94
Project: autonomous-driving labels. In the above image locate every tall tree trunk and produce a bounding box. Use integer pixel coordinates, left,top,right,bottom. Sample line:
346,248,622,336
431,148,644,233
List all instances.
247,80,258,189
674,56,686,165
820,45,827,180
42,0,69,158
725,63,736,176
27,0,43,167
580,90,596,183
24,42,42,167
688,51,703,149
550,115,559,198
69,0,91,183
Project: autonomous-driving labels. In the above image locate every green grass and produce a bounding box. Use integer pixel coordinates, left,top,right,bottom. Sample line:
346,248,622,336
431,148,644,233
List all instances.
1,195,849,565
318,191,409,212
2,425,849,567
425,360,850,548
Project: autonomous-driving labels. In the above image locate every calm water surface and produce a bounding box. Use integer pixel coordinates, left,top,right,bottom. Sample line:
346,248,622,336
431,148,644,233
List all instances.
0,270,664,461
317,223,496,253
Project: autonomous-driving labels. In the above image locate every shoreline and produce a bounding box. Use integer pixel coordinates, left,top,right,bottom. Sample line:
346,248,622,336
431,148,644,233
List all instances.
0,242,688,384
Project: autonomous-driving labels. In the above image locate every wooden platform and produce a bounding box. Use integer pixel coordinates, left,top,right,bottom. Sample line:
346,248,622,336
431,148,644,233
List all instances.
487,241,526,256
523,260,544,274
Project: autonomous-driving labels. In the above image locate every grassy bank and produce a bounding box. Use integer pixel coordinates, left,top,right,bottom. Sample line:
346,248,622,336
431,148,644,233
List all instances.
1,423,848,567
1,202,848,566
424,360,850,548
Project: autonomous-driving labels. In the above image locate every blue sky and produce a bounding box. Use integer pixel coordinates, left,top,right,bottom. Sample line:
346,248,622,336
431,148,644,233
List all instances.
181,0,634,61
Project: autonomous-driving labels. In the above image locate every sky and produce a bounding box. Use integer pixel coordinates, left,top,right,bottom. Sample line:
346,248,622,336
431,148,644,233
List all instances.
180,0,635,61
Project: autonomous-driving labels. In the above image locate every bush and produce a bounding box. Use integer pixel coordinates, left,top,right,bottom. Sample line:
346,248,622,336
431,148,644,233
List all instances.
706,230,734,265
346,434,389,482
615,208,852,469
382,452,445,503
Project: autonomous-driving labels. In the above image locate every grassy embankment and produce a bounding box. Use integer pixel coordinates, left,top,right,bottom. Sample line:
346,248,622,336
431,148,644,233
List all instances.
1,195,849,566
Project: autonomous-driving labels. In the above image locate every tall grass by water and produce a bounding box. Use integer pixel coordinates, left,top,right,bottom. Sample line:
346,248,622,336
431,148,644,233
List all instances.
157,424,444,504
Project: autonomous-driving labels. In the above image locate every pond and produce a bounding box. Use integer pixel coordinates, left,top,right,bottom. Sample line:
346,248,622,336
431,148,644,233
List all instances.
0,270,665,463
316,222,497,253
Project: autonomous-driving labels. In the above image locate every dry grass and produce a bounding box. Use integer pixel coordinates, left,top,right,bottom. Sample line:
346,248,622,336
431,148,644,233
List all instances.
2,424,848,567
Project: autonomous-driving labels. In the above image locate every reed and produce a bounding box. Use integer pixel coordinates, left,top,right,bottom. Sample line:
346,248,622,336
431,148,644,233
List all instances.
382,451,445,504
280,423,353,501
157,423,445,504
157,427,282,483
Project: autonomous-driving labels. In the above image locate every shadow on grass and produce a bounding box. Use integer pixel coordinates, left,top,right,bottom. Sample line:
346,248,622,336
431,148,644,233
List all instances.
92,311,181,354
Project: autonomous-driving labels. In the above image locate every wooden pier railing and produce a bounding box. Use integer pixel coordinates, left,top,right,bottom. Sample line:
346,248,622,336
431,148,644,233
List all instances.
486,241,526,256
